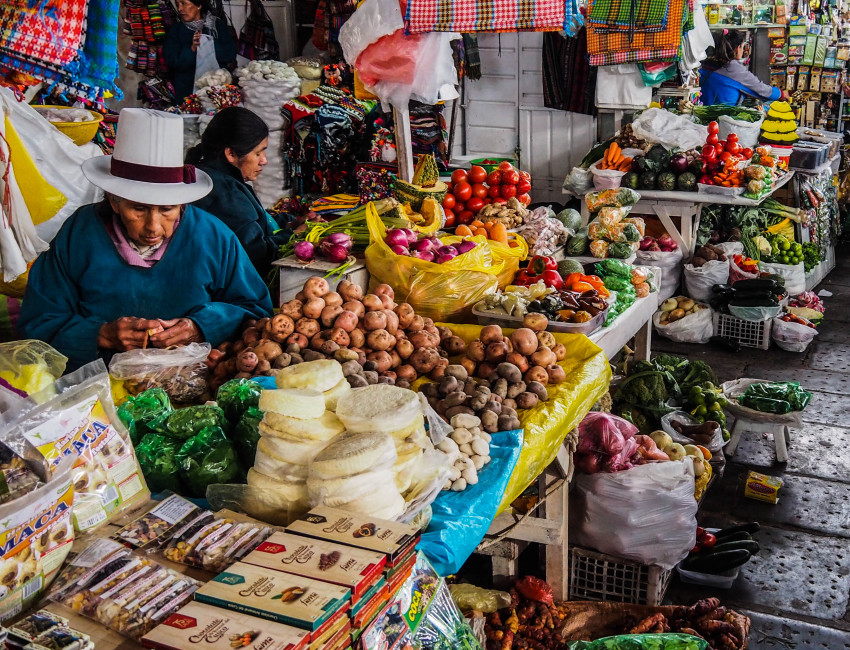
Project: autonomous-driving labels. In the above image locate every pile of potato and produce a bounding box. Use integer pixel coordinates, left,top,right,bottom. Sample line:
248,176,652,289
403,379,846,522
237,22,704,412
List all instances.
435,413,492,492
657,295,707,325
207,276,468,391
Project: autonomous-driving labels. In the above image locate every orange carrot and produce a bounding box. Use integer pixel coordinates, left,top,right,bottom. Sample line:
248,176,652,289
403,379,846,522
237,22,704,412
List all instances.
490,223,508,245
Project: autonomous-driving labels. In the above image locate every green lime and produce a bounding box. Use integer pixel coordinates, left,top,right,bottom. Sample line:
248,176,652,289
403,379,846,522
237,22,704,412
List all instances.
695,405,708,416
691,394,705,406
703,382,715,390
709,402,723,412
781,241,791,251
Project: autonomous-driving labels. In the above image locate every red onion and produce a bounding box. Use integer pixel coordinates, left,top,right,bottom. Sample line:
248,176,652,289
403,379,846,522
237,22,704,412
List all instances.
390,244,409,256
411,249,435,262
453,240,476,255
294,241,315,262
435,253,456,264
323,232,353,251
436,245,459,259
319,241,349,263
400,228,417,244
385,229,410,248
410,238,436,254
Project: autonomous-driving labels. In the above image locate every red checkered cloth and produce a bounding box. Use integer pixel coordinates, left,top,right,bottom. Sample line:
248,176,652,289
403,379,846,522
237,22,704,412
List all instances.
587,0,685,65
405,0,565,34
0,0,88,68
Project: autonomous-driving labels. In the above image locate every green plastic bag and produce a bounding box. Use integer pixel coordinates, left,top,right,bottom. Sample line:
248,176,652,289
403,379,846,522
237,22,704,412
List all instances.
594,259,632,279
176,426,242,498
155,404,230,441
739,381,812,413
117,388,173,445
136,434,182,493
233,407,263,467
567,633,708,650
216,379,263,426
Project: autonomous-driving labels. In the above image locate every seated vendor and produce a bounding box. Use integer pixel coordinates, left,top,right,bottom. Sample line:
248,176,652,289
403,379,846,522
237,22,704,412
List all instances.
17,108,272,371
188,107,292,279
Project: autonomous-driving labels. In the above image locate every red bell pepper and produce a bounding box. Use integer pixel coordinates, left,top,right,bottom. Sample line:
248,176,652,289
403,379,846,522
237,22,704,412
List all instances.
529,255,557,276
539,269,563,290
513,269,535,286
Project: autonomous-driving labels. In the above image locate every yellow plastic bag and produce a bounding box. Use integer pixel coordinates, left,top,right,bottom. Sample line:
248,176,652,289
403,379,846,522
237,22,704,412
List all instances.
4,117,66,226
0,265,28,299
365,202,504,321
0,340,68,394
432,324,611,513
490,234,529,288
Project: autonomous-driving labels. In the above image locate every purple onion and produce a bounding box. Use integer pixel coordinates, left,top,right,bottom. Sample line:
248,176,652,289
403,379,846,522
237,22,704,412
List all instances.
294,241,315,262
319,242,349,263
411,249,435,262
453,240,476,255
323,232,353,251
384,229,410,248
436,245,459,259
435,253,456,264
410,238,435,254
390,244,409,256
400,228,417,244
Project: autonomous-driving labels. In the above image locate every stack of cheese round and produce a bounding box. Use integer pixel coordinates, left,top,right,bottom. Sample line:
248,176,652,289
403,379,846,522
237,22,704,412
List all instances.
307,431,405,519
335,385,432,497
248,379,344,515
759,100,799,145
274,359,351,411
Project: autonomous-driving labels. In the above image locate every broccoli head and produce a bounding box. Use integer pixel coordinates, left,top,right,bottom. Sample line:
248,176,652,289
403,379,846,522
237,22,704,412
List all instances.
614,405,651,435
680,360,717,393
615,371,676,417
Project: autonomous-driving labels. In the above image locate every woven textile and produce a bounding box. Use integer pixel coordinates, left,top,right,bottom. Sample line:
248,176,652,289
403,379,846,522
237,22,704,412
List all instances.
0,0,88,68
405,0,565,34
542,29,596,116
587,0,686,66
588,0,670,34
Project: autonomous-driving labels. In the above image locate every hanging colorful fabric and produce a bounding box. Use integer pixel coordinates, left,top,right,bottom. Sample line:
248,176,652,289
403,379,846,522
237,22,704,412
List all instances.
237,0,280,61
355,162,397,203
404,0,566,34
0,0,88,68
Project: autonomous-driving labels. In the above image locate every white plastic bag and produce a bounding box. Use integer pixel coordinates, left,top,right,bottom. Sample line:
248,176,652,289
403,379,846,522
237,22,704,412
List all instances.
339,0,403,65
630,108,708,152
683,260,729,302
772,317,817,352
563,166,594,197
718,115,763,149
635,249,683,301
589,161,626,190
193,34,219,93
759,261,805,296
661,411,724,453
653,306,713,344
714,241,743,257
570,460,698,569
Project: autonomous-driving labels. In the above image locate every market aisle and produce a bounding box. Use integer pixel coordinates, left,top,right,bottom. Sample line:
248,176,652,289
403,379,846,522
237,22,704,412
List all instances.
655,242,850,648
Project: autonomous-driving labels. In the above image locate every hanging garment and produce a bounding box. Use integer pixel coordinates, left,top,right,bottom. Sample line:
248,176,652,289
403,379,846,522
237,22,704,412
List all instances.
588,0,671,34
405,0,566,35
0,0,88,68
542,30,597,116
596,64,653,109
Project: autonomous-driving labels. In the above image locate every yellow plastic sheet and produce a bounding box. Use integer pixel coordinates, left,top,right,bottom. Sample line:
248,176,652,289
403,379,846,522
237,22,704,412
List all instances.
0,266,28,299
434,324,611,512
366,203,523,321
4,117,66,226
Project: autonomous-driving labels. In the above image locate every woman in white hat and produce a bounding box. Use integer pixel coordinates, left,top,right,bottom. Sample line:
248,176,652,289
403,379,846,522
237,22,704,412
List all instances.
17,108,272,370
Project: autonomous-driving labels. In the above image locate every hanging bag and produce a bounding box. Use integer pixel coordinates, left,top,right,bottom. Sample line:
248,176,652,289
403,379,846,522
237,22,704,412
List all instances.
193,34,220,93
237,0,279,61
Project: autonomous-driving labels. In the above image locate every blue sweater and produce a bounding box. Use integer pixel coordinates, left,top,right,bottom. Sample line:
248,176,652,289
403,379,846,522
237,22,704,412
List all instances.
700,59,781,106
18,204,272,370
194,158,292,278
163,18,237,102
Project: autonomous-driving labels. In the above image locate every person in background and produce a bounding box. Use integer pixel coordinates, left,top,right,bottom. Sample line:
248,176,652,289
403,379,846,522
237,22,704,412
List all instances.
163,0,237,103
700,29,791,105
18,109,272,370
187,107,293,280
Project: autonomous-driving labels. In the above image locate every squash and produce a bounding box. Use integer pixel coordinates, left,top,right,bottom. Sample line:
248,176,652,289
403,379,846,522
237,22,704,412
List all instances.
394,179,448,211
411,154,440,187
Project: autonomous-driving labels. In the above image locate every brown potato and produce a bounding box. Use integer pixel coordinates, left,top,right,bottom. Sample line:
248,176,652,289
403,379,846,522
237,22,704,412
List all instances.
510,328,538,356
334,310,359,332
396,338,414,359
524,366,549,385
537,330,557,349
545,364,566,384
295,317,320,338
303,276,330,299
467,340,486,362
396,364,417,383
382,309,400,334
506,352,529,374
442,336,467,355
523,312,549,332
342,300,365,319
551,343,567,361
373,283,395,300
328,327,350,347
281,300,303,320
323,291,343,307
395,303,415,328
366,351,393,373
485,341,509,363
363,311,388,332
531,347,556,368
302,297,326,320
362,294,384,311
480,324,504,345
287,332,308,348
348,328,366,349
460,357,477,377
321,304,344,328
407,315,425,332
367,329,394,351
337,280,363,302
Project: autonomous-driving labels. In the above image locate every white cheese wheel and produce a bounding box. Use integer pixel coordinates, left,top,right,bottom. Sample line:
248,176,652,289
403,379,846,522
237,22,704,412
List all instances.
261,410,345,442
323,377,351,411
387,414,426,441
255,434,327,471
309,431,397,479
393,448,424,493
275,359,344,392
333,487,405,520
306,469,396,503
246,468,308,502
335,385,422,433
259,388,325,419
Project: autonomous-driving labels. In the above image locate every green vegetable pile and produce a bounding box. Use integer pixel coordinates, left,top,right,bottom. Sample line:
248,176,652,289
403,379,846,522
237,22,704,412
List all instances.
685,383,730,440
116,388,173,446
739,381,812,414
802,242,820,272
692,104,763,124
567,634,708,650
763,233,803,265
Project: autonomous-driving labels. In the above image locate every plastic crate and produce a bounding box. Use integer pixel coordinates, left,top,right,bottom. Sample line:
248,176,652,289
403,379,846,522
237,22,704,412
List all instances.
568,547,672,606
713,313,772,350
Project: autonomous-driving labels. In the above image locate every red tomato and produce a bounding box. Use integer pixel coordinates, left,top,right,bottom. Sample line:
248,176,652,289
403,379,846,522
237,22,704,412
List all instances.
502,170,520,185
742,147,754,159
517,179,532,194
458,210,475,224
727,133,739,142
719,151,732,164
492,197,508,205
517,193,531,206
488,184,502,199
441,193,456,210
467,165,487,184
706,134,719,146
483,197,492,205
727,142,743,155
717,140,727,151
707,121,719,135
486,170,502,186
454,181,472,202
500,184,517,199
471,183,488,199
519,170,531,182
497,161,514,172
451,169,468,184
443,208,455,228
466,197,484,213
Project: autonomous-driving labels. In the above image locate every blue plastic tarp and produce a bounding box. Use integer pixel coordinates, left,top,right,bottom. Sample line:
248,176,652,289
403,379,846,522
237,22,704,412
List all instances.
417,429,524,576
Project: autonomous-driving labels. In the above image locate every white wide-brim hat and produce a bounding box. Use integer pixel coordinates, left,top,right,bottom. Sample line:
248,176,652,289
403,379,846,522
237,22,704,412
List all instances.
82,108,212,205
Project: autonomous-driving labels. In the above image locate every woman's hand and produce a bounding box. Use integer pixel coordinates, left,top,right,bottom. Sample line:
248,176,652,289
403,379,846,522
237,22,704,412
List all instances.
149,318,202,348
98,317,162,351
192,31,200,52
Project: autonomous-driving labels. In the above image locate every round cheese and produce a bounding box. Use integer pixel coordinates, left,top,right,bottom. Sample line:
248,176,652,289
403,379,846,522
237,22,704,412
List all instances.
258,388,325,419
323,377,351,412
332,487,405,520
306,469,396,503
261,411,345,442
387,414,426,441
275,359,344,392
335,385,422,433
255,434,327,472
247,468,308,502
309,431,397,479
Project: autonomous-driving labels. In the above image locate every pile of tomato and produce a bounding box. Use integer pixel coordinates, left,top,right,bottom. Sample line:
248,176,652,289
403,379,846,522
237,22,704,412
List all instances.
442,161,532,228
697,121,753,187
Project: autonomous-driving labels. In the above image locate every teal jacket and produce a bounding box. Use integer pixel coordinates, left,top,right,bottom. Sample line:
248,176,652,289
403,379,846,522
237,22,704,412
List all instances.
163,18,236,102
18,203,272,370
194,158,292,278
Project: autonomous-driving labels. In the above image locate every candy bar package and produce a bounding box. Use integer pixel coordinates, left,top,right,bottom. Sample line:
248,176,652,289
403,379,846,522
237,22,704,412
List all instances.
111,494,201,550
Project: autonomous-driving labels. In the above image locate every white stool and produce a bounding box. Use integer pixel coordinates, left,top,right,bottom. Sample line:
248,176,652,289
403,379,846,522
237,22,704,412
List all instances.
725,417,792,464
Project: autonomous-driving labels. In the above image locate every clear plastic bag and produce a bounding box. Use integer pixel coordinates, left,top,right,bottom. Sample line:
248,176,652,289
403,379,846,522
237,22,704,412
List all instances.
729,254,760,284
175,426,242,499
631,107,708,152
411,581,482,649
653,306,713,344
0,339,67,395
661,411,725,453
589,161,626,190
399,449,452,524
577,412,638,456
772,316,818,352
563,166,594,197
109,343,211,403
567,634,709,650
206,483,309,526
448,584,511,614
116,388,173,445
571,460,698,569
683,260,729,303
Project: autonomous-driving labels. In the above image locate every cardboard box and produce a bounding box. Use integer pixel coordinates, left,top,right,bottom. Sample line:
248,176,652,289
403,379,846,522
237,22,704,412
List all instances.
810,69,822,91
821,70,839,92
273,256,369,304
744,471,783,504
803,35,817,65
796,66,810,91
